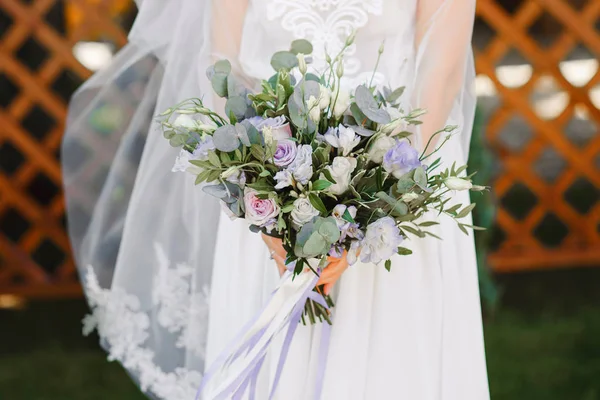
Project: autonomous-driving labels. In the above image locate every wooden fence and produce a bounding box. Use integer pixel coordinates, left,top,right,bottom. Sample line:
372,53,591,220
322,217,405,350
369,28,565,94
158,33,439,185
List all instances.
0,0,598,297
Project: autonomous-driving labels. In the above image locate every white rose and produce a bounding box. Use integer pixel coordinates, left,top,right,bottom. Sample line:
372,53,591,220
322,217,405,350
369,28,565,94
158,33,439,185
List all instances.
319,85,331,110
333,89,351,118
173,114,197,130
291,197,320,229
306,96,321,123
444,177,473,191
324,156,357,195
368,135,396,164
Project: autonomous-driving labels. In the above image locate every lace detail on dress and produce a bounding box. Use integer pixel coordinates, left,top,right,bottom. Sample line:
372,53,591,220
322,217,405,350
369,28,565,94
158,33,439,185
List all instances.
267,0,383,76
82,243,210,400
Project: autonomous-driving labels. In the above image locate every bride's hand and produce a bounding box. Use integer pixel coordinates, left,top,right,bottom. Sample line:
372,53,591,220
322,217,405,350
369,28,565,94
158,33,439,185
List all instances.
262,233,287,276
317,251,349,296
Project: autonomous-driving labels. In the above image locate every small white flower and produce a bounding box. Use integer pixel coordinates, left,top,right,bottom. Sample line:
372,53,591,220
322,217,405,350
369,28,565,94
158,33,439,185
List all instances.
400,192,419,202
346,240,361,265
360,217,403,264
333,89,351,118
290,197,320,229
297,53,308,75
323,157,357,195
307,96,321,123
444,177,473,191
368,135,396,164
173,114,197,130
274,169,294,190
324,125,361,156
319,85,331,110
263,126,274,145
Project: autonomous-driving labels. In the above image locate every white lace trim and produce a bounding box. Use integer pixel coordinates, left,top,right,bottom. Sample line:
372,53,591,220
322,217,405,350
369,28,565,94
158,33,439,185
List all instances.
83,243,210,400
267,0,383,77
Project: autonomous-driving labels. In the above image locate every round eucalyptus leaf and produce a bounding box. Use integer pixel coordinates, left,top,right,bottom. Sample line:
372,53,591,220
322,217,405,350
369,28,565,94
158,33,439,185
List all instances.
214,59,232,75
227,75,247,98
413,167,427,188
271,51,299,71
211,73,228,98
351,125,376,137
235,123,251,147
225,96,248,121
355,85,391,124
206,65,216,80
317,218,341,243
240,120,263,145
303,232,329,256
290,39,313,55
213,125,240,152
169,134,188,147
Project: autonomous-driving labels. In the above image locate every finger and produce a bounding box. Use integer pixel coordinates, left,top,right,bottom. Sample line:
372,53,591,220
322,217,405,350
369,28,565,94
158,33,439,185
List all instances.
272,254,287,275
323,282,334,295
316,262,344,285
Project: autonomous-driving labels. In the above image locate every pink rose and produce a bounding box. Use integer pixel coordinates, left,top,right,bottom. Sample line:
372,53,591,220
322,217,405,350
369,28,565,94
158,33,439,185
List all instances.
243,189,280,228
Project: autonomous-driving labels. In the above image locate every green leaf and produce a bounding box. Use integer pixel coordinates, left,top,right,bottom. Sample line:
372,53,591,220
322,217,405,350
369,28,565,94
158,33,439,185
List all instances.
384,259,392,272
169,134,188,147
458,223,469,235
214,59,232,75
206,169,221,182
271,51,299,71
413,167,427,188
259,170,270,177
312,180,333,191
418,221,439,227
424,230,443,240
220,152,231,164
290,39,313,55
342,209,355,223
211,73,228,98
445,203,461,214
213,125,240,152
308,193,327,215
281,204,295,213
457,203,476,219
350,103,368,125
400,224,425,238
354,85,391,124
207,151,221,168
195,169,212,185
397,247,413,255
321,168,337,184
250,144,265,161
225,96,248,121
387,86,405,103
375,191,408,216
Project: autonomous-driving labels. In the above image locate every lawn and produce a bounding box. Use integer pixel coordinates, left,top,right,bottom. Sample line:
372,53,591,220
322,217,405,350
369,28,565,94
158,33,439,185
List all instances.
1,267,599,400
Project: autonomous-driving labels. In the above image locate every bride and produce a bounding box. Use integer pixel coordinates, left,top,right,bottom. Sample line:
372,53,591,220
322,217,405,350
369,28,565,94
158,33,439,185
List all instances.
62,0,489,399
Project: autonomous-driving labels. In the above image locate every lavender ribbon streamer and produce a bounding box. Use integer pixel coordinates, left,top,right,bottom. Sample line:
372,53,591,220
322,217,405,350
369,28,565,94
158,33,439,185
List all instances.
196,266,331,400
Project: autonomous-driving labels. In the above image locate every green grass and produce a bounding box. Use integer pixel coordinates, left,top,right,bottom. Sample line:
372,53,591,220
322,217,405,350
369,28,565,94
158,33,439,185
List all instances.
1,268,600,400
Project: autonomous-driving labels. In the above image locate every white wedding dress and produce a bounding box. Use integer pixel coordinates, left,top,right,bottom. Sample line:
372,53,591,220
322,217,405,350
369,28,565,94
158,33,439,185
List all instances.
62,0,489,399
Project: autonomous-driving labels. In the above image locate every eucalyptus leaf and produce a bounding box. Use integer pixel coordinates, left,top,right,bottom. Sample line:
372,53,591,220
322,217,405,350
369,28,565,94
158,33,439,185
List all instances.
271,51,299,71
227,75,247,98
400,224,425,238
303,232,329,256
385,259,392,272
456,203,476,219
240,120,263,145
290,39,313,55
317,217,341,243
354,85,391,124
305,73,321,82
351,125,376,137
214,60,232,75
413,167,427,188
350,103,368,125
225,96,248,122
169,134,188,147
235,123,251,147
211,73,228,98
213,125,240,152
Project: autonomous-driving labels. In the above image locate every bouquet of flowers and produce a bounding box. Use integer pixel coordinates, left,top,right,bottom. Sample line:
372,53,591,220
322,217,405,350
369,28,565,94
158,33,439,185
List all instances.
159,34,483,397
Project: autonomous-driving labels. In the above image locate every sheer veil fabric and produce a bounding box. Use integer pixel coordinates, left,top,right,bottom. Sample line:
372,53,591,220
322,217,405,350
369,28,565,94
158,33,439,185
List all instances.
62,0,488,399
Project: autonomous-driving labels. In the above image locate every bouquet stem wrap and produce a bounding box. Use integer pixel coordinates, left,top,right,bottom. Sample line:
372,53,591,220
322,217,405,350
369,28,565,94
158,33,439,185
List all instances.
197,261,331,400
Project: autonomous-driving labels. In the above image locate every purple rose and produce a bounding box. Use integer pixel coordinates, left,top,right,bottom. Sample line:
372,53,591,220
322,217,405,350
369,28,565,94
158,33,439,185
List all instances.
383,140,421,179
248,116,292,140
272,139,297,167
243,189,280,229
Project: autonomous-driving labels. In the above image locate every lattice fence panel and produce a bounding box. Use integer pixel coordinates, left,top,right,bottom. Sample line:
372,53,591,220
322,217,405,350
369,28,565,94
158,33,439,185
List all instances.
476,0,600,271
0,0,131,297
0,0,599,297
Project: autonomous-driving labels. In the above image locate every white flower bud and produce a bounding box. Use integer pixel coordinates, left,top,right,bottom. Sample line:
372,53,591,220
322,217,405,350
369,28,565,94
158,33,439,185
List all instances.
444,177,473,191
297,53,308,75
